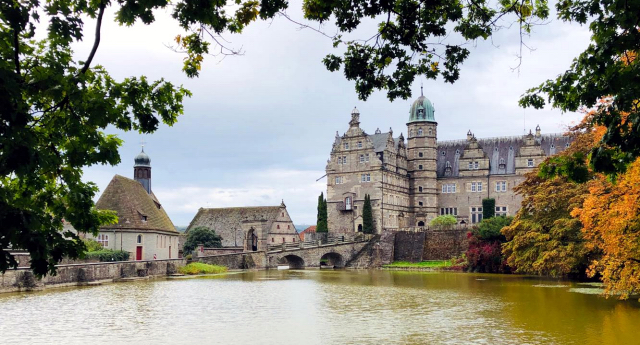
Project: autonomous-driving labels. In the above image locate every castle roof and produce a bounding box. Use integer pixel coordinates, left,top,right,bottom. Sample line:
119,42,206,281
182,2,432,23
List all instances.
436,133,572,177
368,132,401,153
186,206,284,233
408,94,436,123
96,175,176,233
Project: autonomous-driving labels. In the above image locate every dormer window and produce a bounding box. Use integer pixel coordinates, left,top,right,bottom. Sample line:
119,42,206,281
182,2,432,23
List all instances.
499,158,506,169
141,215,147,222
345,197,352,210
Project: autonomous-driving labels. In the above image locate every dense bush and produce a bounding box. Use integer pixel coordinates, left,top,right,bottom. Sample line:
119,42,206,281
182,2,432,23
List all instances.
430,215,457,227
465,216,513,273
83,238,103,252
183,227,222,254
85,250,130,262
179,262,227,275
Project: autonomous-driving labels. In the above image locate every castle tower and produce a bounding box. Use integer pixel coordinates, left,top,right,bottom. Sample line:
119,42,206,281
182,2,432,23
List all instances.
134,147,152,194
406,89,438,226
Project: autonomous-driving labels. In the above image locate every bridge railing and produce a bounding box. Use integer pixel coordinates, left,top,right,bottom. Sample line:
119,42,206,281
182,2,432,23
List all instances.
267,233,372,252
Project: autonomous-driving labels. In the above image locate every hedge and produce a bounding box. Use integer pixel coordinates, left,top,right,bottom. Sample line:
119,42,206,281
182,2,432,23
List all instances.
85,250,130,262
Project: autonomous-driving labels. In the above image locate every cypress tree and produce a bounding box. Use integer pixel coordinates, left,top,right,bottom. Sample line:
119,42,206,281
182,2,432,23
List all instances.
316,192,328,232
482,198,496,220
362,194,373,234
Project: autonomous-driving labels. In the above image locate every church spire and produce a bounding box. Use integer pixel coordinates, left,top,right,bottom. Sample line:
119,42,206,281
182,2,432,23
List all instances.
134,147,152,194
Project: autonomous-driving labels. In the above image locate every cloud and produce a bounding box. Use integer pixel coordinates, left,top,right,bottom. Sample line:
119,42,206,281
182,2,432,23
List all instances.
78,3,593,228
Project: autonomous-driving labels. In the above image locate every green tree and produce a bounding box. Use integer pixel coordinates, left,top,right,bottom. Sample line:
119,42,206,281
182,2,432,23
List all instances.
475,216,513,241
482,198,496,220
183,227,222,254
0,0,286,276
429,215,457,228
316,192,328,232
362,194,373,234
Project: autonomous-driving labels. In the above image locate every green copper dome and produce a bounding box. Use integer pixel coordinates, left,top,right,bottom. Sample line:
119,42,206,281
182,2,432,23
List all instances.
408,95,435,123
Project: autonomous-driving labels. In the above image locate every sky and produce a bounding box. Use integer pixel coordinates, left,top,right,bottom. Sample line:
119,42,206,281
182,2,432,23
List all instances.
75,2,592,226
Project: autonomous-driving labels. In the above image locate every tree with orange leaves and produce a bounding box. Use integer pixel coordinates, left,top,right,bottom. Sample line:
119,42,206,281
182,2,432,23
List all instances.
572,158,640,299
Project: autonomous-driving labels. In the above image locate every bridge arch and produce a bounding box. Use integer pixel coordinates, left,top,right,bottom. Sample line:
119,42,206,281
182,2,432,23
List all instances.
320,252,344,268
278,255,305,269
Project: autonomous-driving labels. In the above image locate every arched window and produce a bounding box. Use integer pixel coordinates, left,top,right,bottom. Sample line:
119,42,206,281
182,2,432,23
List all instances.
277,224,280,229
345,197,352,210
417,221,425,227
137,234,142,244
418,128,423,136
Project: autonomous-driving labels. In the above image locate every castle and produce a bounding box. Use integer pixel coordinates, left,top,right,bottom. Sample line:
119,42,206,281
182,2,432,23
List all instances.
326,91,572,234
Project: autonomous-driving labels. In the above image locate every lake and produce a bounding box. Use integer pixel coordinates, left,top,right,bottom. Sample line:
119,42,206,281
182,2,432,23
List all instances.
0,270,638,344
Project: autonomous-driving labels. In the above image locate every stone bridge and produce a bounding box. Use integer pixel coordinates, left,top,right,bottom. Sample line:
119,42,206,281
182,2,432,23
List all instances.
198,240,370,269
267,241,368,269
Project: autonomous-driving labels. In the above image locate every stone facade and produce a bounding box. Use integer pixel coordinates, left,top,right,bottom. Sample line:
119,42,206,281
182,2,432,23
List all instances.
186,201,300,252
326,93,572,234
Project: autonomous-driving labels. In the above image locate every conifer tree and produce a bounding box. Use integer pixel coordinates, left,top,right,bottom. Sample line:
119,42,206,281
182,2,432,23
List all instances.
362,194,374,234
316,192,328,232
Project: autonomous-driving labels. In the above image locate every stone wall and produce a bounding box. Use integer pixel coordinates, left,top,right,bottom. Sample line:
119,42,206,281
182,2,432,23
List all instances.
391,229,469,262
201,247,243,256
345,231,395,268
393,232,425,262
198,252,267,269
422,229,469,260
0,258,186,294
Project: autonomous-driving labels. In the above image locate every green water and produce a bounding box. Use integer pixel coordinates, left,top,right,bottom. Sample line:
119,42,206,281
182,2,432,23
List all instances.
0,270,638,344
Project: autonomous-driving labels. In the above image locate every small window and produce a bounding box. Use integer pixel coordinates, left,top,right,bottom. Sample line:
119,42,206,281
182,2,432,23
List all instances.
418,186,423,192
97,234,109,247
357,141,362,148
428,128,432,135
527,159,534,167
418,165,423,170
474,161,479,169
365,154,370,162
418,201,424,206
418,128,423,136
441,151,446,156
141,215,147,222
418,152,423,158
338,157,342,164
360,154,365,163
417,221,425,227
287,225,290,229
342,156,347,164
272,238,274,243
565,143,570,148
345,197,352,210
344,142,349,149
282,238,285,243
137,235,142,244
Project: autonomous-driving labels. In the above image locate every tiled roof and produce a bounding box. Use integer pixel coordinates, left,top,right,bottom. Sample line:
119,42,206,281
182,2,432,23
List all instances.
300,225,316,241
95,175,176,233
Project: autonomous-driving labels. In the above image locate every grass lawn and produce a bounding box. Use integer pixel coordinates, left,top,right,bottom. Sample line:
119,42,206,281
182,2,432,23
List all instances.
383,260,453,269
178,262,228,275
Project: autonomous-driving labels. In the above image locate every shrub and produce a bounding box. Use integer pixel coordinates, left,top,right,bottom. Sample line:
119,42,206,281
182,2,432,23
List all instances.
465,216,514,273
474,216,513,241
178,262,228,275
183,227,222,254
85,250,130,262
430,215,457,227
482,198,496,219
83,238,104,252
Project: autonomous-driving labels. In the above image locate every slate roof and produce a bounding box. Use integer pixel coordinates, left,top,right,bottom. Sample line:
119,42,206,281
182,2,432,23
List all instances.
368,133,401,153
186,206,283,232
436,134,572,177
96,175,177,233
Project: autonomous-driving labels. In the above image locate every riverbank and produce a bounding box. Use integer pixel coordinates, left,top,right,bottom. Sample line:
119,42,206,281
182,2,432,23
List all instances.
0,258,186,294
381,260,464,271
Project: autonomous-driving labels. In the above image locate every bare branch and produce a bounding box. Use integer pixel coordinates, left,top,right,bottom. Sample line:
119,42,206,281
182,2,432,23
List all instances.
80,2,106,75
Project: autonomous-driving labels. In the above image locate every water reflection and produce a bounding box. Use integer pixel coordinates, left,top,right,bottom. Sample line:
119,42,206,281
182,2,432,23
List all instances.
0,270,638,345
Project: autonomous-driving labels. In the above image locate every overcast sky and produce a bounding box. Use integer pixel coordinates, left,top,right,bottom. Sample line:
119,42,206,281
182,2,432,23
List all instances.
77,2,592,226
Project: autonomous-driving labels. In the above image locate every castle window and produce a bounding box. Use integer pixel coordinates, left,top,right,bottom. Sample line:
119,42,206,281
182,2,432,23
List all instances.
474,161,479,169
141,215,147,222
499,158,506,169
283,238,285,243
509,146,514,151
471,207,483,223
418,165,423,170
440,207,457,216
345,197,352,210
441,151,446,156
288,225,290,229
361,173,371,182
97,234,109,247
343,156,347,164
551,144,555,149
527,159,534,167
365,154,370,162
277,225,280,229
357,141,362,148
272,238,274,242
428,128,432,135
418,128,423,136
455,149,460,155
471,182,483,192
418,186,423,192
344,142,349,149
495,206,508,217
418,201,423,206
418,152,423,158
565,142,570,148
137,234,142,244
360,154,365,163
496,181,507,192
417,221,425,227
442,183,456,193
335,176,343,184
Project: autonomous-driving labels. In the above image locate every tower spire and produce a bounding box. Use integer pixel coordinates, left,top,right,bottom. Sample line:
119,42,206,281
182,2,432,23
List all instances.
420,82,423,96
